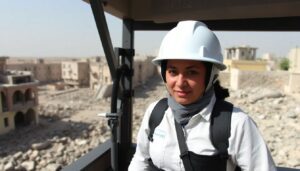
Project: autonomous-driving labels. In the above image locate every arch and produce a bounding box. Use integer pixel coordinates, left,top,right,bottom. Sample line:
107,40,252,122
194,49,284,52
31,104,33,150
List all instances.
14,111,26,128
1,91,8,112
25,108,36,125
25,88,33,101
13,90,24,104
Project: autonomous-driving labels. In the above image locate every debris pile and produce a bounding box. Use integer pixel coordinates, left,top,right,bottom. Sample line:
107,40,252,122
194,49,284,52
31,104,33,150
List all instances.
0,73,299,170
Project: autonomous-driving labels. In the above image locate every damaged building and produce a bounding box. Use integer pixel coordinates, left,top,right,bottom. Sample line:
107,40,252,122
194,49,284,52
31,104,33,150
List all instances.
7,58,62,84
90,55,157,99
0,57,39,135
61,60,89,88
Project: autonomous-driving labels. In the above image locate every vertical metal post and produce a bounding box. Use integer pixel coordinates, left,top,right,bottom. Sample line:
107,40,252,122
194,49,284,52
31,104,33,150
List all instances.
118,19,134,170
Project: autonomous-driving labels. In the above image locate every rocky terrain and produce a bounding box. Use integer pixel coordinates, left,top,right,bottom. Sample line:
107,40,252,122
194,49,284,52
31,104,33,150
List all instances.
0,73,299,171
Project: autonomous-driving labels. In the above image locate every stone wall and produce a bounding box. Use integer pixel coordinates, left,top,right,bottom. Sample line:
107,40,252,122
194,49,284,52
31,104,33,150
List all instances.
7,63,62,84
219,70,289,91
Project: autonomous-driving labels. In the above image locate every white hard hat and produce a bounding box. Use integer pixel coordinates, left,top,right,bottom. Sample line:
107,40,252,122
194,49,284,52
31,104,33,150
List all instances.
152,20,226,70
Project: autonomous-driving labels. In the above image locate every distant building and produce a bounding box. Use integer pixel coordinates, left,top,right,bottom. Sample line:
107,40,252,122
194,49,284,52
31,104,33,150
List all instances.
89,57,110,91
133,56,157,87
61,61,89,88
7,58,62,84
90,60,112,99
224,45,267,72
0,57,39,135
225,45,257,60
92,56,158,98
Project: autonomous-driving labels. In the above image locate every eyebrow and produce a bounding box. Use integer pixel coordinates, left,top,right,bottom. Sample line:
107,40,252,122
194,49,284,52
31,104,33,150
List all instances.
167,65,200,70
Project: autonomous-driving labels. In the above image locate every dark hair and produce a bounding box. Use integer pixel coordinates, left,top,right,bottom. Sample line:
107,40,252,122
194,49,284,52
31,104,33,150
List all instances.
160,60,167,82
203,62,212,89
203,62,229,100
213,80,230,100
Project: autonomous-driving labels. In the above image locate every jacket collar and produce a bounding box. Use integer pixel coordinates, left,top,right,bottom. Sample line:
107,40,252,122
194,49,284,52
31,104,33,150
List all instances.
185,94,216,127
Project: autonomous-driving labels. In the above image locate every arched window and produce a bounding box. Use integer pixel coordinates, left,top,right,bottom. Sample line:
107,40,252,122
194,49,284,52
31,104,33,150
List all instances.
13,90,24,104
25,108,36,125
14,111,25,128
25,89,33,101
1,91,8,112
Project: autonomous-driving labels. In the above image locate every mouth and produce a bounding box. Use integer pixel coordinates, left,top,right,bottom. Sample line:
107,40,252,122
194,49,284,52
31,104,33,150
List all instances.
175,90,190,97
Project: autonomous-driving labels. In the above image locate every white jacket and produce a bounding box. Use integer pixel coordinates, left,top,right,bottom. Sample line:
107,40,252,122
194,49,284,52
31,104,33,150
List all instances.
129,95,277,171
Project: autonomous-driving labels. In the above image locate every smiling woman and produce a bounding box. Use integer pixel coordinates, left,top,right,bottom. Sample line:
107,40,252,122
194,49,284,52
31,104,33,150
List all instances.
165,60,207,105
129,20,277,171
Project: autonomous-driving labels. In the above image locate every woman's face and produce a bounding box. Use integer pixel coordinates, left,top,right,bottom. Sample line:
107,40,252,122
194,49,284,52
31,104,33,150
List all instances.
165,60,206,105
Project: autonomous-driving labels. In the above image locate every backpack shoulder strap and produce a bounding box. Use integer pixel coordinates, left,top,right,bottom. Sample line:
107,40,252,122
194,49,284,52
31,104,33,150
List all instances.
148,98,168,142
210,100,233,159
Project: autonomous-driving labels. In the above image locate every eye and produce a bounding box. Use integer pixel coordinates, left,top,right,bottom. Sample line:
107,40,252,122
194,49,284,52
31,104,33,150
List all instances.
186,70,199,76
167,68,177,76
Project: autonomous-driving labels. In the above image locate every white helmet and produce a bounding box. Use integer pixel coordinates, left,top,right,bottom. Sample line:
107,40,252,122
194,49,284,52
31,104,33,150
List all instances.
152,20,226,71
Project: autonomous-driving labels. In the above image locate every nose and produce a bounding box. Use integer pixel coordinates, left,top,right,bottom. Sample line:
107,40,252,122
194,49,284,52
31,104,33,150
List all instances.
176,74,188,88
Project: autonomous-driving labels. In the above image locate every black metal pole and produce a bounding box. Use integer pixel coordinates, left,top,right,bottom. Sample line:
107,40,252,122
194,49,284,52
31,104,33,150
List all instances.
118,19,135,170
89,0,118,79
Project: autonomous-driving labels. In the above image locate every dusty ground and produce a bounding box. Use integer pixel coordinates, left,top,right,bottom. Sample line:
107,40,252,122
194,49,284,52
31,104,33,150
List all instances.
0,73,299,170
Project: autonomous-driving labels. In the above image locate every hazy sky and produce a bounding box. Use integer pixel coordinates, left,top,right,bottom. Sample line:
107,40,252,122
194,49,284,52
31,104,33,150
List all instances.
1,0,300,58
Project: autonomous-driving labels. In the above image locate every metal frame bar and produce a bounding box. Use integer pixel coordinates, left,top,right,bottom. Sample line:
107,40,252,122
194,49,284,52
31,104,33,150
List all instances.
133,17,300,31
90,0,118,79
117,19,135,170
89,1,135,170
62,140,111,171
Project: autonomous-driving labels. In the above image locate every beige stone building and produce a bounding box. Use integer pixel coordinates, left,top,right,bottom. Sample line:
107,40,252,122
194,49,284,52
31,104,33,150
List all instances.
90,60,113,99
62,61,89,87
225,45,269,90
7,58,62,84
133,56,157,87
225,45,257,60
0,57,39,135
92,56,158,98
88,57,108,90
224,45,267,72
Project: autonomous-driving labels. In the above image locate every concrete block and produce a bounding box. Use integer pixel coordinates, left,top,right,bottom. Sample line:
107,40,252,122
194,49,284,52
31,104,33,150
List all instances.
96,84,113,99
230,68,240,90
285,72,300,94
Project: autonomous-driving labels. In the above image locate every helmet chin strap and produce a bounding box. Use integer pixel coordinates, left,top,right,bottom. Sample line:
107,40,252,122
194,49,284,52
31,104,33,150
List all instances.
205,65,219,92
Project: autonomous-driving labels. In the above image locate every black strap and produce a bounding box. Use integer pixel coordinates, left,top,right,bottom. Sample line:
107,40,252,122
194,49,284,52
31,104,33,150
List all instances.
210,100,233,159
148,98,168,141
148,98,240,170
174,100,233,171
148,158,165,171
174,120,194,171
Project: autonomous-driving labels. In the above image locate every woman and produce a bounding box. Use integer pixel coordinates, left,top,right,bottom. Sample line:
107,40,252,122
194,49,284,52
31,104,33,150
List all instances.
129,21,276,171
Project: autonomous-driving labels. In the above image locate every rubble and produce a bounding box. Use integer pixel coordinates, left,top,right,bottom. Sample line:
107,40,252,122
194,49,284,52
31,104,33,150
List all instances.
0,74,299,170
